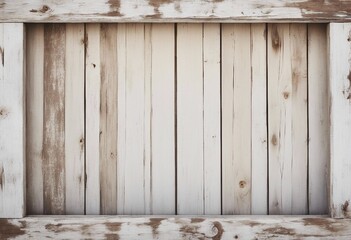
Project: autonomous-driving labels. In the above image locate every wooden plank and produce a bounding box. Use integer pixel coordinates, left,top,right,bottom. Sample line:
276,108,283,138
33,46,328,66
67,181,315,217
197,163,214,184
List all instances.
2,0,351,23
118,24,147,214
42,24,66,215
116,23,127,214
26,23,44,215
99,23,118,215
251,23,268,215
64,24,85,214
0,23,25,218
222,24,252,215
150,24,176,214
85,23,101,215
328,23,351,218
203,23,221,215
268,24,308,215
2,216,351,239
177,23,204,214
308,24,329,215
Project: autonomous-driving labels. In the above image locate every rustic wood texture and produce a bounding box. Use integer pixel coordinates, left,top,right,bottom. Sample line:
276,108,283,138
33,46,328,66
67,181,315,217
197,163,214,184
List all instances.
250,24,268,215
177,23,221,214
2,216,351,239
0,23,25,218
308,24,329,215
2,0,351,23
268,24,308,215
25,23,330,216
27,24,85,215
328,23,351,218
26,24,44,215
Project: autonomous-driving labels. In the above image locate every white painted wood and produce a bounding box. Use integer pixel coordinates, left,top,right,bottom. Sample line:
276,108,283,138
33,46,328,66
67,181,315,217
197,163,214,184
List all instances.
0,23,25,218
85,23,101,215
116,23,127,214
329,23,351,218
3,216,351,239
268,24,308,215
177,23,204,215
203,23,221,215
150,24,176,214
222,24,252,215
1,0,351,23
119,24,147,214
64,24,85,214
308,24,329,215
26,24,44,215
144,23,152,215
251,24,268,215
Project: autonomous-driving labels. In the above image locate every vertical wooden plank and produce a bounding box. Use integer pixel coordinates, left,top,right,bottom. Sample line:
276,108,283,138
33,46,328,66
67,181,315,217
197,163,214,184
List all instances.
329,23,351,218
99,23,118,214
85,23,101,215
268,24,308,215
26,24,44,215
116,23,127,214
65,24,85,214
150,24,176,214
177,23,204,214
42,24,66,215
203,23,221,215
251,24,268,215
0,23,25,218
222,24,252,215
308,24,329,215
144,23,152,215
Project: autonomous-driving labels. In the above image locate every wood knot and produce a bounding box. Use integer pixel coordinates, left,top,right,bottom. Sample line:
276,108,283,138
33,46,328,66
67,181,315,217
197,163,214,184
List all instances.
271,134,277,146
79,138,84,144
239,181,246,188
271,25,281,50
30,5,50,13
0,108,9,120
283,91,289,99
342,200,349,213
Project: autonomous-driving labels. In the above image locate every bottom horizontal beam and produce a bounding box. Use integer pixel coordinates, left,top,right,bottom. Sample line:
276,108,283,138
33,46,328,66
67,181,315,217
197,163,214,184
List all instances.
1,216,351,239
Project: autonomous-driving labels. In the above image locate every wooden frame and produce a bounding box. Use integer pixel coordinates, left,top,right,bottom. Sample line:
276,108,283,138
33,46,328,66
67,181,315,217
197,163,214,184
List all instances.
1,1,351,239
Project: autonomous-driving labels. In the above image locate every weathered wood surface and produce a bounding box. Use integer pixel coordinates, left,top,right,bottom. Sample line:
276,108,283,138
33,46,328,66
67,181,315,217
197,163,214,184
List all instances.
26,23,85,215
1,216,351,239
308,24,329,215
1,0,351,23
0,23,25,218
268,24,308,215
25,23,330,215
328,23,351,218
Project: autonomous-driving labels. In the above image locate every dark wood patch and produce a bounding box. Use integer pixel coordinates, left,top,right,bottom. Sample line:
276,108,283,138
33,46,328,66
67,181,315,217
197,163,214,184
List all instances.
43,23,66,215
145,218,166,236
212,221,224,240
191,218,205,223
0,220,25,240
107,0,123,16
263,226,296,236
0,46,4,66
105,222,122,232
303,218,343,233
271,24,281,51
99,23,118,214
271,134,277,146
0,165,4,190
239,220,261,227
105,233,119,240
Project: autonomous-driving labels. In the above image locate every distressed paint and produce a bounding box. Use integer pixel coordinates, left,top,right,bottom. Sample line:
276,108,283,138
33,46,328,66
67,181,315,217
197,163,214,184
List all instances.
1,0,351,22
2,216,351,239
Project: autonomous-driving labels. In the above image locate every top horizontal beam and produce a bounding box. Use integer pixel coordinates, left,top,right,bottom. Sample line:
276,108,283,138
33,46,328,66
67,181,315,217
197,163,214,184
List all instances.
1,0,351,23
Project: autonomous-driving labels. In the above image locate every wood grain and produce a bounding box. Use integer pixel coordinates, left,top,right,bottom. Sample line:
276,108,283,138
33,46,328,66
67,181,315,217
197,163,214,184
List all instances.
222,24,252,215
2,0,351,22
328,23,351,218
26,23,44,215
3,216,351,239
268,24,308,215
99,23,118,214
308,24,329,215
0,23,25,218
43,24,66,215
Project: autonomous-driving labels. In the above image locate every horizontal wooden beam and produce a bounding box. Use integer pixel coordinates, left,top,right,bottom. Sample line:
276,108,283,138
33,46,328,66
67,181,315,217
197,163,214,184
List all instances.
2,216,351,239
1,0,351,23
